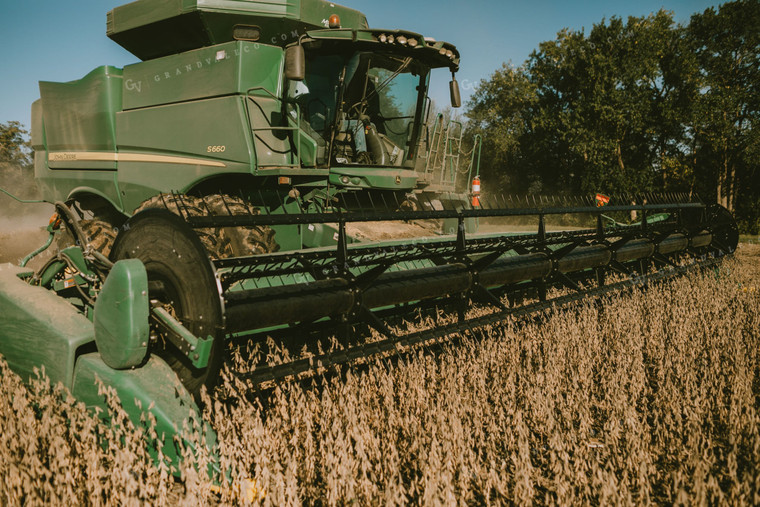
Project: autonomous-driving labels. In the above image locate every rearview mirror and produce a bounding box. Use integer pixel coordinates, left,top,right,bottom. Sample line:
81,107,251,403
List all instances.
285,44,305,81
450,78,462,108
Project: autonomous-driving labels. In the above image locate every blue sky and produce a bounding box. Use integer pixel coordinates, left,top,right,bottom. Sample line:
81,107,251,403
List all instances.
1,0,719,129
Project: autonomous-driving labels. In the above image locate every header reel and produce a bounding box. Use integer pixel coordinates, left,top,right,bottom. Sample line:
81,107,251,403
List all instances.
101,192,736,395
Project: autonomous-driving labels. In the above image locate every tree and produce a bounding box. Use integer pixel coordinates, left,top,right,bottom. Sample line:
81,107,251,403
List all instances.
465,1,760,232
467,11,690,197
465,63,537,192
525,11,685,196
0,121,32,169
686,0,760,213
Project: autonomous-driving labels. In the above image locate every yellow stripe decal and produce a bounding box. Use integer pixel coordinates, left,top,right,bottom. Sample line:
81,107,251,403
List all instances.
48,152,226,168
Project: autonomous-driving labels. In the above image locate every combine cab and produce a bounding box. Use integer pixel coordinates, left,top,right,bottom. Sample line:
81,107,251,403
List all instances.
1,0,739,474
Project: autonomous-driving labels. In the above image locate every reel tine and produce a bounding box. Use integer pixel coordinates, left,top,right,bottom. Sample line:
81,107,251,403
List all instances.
176,192,191,219
423,192,434,211
237,189,251,216
257,190,270,215
367,192,376,215
275,190,289,214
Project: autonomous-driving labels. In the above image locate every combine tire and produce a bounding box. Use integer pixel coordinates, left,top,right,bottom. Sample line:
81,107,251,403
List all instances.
202,194,278,256
125,194,277,397
134,194,225,256
110,210,224,399
134,193,277,257
56,218,118,257
80,219,118,256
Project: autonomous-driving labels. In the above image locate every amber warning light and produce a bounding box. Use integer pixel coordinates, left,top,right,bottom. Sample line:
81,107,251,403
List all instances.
329,14,341,29
471,176,481,207
48,213,62,230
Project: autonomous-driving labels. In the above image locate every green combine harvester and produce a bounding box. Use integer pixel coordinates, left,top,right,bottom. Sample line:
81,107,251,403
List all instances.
0,0,739,475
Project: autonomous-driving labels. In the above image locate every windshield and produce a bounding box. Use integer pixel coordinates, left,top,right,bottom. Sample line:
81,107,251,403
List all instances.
290,48,430,168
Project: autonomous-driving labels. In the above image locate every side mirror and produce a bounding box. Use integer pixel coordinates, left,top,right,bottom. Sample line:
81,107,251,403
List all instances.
285,44,305,81
450,78,462,108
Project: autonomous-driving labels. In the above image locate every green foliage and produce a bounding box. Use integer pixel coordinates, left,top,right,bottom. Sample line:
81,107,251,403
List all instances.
466,0,759,231
686,0,760,211
0,121,32,169
466,64,537,191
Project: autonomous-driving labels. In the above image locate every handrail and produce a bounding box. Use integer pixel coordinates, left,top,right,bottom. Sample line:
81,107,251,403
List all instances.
442,119,463,185
245,87,301,168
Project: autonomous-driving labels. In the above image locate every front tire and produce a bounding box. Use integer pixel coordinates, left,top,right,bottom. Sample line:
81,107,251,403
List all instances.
110,210,224,399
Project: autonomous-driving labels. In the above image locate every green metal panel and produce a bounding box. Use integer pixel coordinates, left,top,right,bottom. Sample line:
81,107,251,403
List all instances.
108,0,368,61
108,0,191,33
35,165,125,213
31,99,44,151
39,66,123,167
117,96,252,161
71,353,212,470
0,263,95,390
122,41,282,110
329,167,419,190
247,95,295,168
93,260,150,370
116,95,254,211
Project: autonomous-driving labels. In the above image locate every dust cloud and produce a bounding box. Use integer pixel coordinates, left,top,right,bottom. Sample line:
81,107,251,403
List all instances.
0,162,53,265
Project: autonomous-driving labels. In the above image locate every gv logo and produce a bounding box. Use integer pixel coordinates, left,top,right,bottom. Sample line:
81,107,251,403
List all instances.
125,79,142,93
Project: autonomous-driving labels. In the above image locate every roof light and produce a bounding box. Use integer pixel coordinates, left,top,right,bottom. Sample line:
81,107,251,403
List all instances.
378,33,388,43
439,48,447,55
328,14,341,29
397,35,407,45
388,35,395,43
408,38,418,48
446,50,454,58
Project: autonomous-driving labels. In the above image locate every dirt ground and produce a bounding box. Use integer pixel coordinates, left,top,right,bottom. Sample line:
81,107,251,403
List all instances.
346,220,442,241
346,220,581,241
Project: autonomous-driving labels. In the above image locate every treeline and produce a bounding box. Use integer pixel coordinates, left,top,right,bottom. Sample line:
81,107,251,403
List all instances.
466,0,760,232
